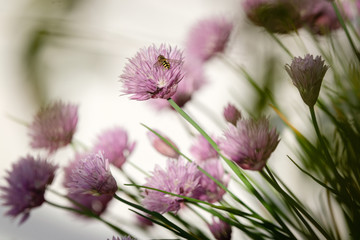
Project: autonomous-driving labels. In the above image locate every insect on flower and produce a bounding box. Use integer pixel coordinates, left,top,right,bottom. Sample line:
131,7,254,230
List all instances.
154,55,182,70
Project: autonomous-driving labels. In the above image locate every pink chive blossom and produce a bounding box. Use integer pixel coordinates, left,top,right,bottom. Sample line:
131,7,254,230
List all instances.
220,117,280,171
223,103,242,125
285,54,329,107
66,152,117,196
193,159,230,203
208,218,232,240
149,61,207,110
142,158,202,214
63,154,113,217
147,130,179,159
243,0,303,34
135,214,154,228
190,134,219,162
185,17,233,63
302,0,350,35
120,44,184,101
28,100,78,153
92,127,136,169
0,155,57,224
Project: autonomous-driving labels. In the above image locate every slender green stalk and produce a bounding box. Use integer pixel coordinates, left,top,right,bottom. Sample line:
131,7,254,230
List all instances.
309,106,338,175
45,199,129,236
267,31,294,58
168,98,296,238
331,1,360,62
261,169,333,240
5,113,30,126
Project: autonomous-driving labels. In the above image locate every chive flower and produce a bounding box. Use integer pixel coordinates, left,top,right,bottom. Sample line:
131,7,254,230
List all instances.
0,155,57,224
66,152,117,196
120,44,184,100
220,117,279,171
28,100,78,153
285,54,329,107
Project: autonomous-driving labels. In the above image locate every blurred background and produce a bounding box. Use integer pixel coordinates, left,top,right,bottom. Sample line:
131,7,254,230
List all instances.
0,0,336,239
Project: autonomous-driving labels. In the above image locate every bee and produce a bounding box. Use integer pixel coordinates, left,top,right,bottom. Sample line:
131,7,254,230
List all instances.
154,55,182,70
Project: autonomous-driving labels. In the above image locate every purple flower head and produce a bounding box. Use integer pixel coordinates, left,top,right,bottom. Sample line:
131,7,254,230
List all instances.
193,159,230,203
63,154,113,217
120,44,184,101
66,152,117,196
149,61,206,110
285,54,329,107
208,217,232,240
220,117,279,171
0,155,57,224
28,100,78,153
357,0,360,12
302,0,350,35
92,127,136,169
185,17,233,63
243,0,302,34
142,158,202,214
147,130,179,159
223,103,242,125
190,134,219,162
135,214,154,228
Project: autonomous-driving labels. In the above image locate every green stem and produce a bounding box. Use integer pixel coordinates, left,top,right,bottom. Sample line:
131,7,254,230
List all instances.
309,106,339,175
331,1,360,62
267,31,294,58
261,169,333,240
45,199,129,236
168,98,295,238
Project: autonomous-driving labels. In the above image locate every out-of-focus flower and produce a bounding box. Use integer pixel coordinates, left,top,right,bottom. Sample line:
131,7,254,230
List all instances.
66,152,117,196
120,44,184,100
223,103,242,125
302,0,350,35
28,100,78,153
63,154,113,217
135,214,154,228
92,127,136,169
142,159,202,214
285,54,329,107
0,155,57,224
357,0,360,12
208,218,232,240
190,134,219,162
147,130,179,158
185,17,233,63
193,159,230,203
220,117,279,171
243,0,302,34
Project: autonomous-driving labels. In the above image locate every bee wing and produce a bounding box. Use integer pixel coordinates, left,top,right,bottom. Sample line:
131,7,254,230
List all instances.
167,59,183,67
153,61,163,68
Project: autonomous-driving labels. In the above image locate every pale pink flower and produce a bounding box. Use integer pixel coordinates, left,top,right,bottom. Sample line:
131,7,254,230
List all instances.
190,135,219,162
92,127,136,169
120,44,184,100
0,155,57,224
147,130,179,158
208,218,232,240
66,152,117,196
220,117,279,171
28,100,78,153
142,159,202,213
185,17,233,63
63,153,113,217
223,103,242,125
